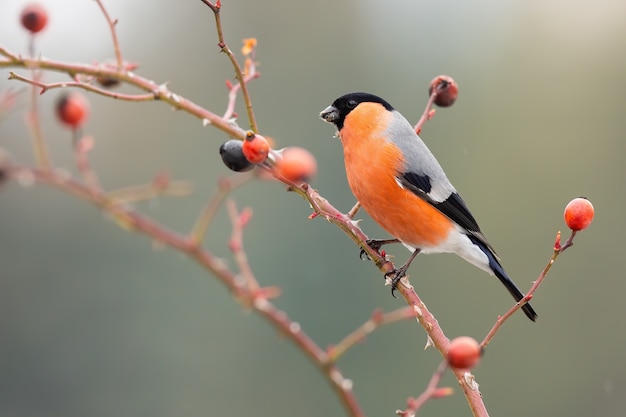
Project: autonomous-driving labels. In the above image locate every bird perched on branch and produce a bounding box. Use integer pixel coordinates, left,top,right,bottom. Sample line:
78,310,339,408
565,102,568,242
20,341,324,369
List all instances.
320,92,537,321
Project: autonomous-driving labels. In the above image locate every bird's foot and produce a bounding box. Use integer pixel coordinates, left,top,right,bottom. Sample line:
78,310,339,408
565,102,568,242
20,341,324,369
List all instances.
385,265,410,298
385,248,421,297
359,238,400,260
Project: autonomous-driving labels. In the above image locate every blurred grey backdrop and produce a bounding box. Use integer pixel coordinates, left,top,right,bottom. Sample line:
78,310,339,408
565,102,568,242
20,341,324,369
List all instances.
1,0,625,416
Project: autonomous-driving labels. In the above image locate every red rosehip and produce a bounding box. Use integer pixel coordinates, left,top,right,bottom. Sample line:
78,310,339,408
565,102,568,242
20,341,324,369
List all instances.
219,140,254,172
564,197,594,231
446,336,482,369
241,132,270,164
274,147,317,183
20,4,48,34
428,75,458,107
55,92,89,128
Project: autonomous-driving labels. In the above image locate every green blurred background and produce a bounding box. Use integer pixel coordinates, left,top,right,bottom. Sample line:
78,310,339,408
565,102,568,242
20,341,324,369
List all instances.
1,0,625,416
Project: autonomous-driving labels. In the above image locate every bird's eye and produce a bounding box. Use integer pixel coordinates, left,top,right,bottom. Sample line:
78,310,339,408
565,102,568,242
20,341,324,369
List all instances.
347,100,357,109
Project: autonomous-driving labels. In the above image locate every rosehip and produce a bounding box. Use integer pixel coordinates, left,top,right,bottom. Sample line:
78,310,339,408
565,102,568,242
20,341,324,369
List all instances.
446,336,482,369
20,4,48,34
273,147,317,183
241,132,270,164
428,75,458,107
564,197,594,231
219,140,254,172
55,92,89,128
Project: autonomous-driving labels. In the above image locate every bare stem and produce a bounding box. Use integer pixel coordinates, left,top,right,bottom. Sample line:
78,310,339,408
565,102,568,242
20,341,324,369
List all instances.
1,47,246,139
328,307,415,362
95,0,124,69
200,1,259,132
482,229,577,348
413,91,438,135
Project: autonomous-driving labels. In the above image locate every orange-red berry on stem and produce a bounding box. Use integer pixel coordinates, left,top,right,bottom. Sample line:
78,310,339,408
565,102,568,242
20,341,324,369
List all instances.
446,336,482,369
428,75,458,107
21,4,48,34
241,132,270,164
564,197,594,231
273,147,317,183
55,92,89,129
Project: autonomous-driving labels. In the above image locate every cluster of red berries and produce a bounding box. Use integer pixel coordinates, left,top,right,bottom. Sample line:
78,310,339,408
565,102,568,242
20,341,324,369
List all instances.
219,133,317,183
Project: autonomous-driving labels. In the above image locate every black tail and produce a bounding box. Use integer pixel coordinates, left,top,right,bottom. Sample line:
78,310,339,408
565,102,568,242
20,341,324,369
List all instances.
468,236,538,321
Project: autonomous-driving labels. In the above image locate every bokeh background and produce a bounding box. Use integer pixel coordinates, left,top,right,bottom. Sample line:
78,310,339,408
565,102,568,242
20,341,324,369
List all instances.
1,0,625,416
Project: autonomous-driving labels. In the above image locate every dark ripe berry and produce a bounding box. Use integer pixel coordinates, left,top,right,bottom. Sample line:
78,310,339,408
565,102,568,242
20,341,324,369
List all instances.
564,197,594,231
428,75,458,107
55,92,89,128
21,4,48,34
446,336,482,369
96,76,120,88
241,133,270,164
219,140,254,172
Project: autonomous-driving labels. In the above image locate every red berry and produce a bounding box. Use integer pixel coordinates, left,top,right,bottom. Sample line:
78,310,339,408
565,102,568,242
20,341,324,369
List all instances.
564,197,594,231
241,132,270,164
428,75,458,107
446,336,482,369
55,92,89,128
273,147,317,183
21,4,48,34
219,140,253,172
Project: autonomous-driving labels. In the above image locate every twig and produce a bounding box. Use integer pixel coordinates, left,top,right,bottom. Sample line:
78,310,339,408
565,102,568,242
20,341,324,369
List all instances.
1,47,246,139
200,1,259,133
328,307,416,362
226,200,259,293
23,38,51,170
413,90,437,135
397,361,452,417
106,172,193,203
9,72,156,101
481,230,577,348
73,136,102,191
6,162,366,417
347,201,361,219
189,172,254,246
223,67,260,121
95,0,124,69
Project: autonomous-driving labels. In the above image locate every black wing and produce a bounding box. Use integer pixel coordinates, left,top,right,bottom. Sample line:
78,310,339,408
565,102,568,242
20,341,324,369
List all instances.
398,172,497,255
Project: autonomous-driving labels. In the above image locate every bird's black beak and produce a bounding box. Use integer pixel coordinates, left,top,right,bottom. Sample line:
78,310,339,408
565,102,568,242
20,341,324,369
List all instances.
320,105,339,125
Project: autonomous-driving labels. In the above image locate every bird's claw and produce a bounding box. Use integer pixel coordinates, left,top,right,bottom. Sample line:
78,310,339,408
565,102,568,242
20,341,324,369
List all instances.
359,238,399,260
385,269,406,298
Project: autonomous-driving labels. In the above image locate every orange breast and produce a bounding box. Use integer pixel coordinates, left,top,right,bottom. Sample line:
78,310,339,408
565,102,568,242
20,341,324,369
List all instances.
340,104,453,247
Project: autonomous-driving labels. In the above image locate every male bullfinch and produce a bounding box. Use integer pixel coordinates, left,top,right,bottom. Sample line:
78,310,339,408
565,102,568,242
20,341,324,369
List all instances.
320,92,537,321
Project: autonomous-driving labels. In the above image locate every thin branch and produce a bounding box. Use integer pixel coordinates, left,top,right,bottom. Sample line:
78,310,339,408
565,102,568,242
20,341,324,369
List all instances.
328,307,416,362
397,361,452,417
414,90,437,135
94,0,124,69
1,47,247,138
73,136,102,191
226,200,260,293
6,163,365,417
200,1,259,133
482,229,577,348
9,72,157,101
189,172,254,246
347,201,361,219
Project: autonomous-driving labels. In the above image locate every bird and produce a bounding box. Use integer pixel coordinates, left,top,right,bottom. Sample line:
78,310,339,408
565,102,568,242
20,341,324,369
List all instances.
319,92,537,321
